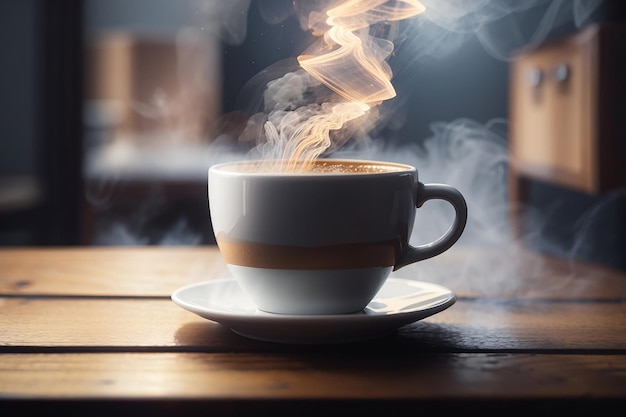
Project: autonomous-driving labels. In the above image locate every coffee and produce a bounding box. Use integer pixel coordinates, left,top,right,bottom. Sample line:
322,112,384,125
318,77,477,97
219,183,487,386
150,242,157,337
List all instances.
217,159,409,174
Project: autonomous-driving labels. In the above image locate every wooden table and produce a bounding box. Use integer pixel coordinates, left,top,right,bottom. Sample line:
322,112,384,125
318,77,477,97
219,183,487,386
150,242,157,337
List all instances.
1,245,625,416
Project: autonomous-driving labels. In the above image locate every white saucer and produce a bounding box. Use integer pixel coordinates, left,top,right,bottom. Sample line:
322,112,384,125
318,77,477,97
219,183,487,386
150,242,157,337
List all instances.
171,277,456,344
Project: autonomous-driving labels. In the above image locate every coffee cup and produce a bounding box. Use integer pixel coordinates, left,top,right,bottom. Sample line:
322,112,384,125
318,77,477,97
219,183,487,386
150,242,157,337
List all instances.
208,159,467,315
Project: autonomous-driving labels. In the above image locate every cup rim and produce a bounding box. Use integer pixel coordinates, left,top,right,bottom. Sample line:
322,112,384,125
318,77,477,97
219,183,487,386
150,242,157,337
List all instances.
209,158,416,177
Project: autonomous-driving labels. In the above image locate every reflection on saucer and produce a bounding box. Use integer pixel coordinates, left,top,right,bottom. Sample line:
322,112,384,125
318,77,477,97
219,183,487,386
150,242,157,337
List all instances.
171,277,456,344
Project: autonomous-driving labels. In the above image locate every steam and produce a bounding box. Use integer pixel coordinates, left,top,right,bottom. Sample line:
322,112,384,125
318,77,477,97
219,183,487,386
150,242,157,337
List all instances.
396,0,603,63
333,119,509,235
368,118,529,295
237,0,426,170
222,0,603,170
353,118,624,297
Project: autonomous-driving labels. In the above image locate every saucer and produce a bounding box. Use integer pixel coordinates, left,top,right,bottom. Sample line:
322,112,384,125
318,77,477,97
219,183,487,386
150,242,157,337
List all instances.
171,277,456,344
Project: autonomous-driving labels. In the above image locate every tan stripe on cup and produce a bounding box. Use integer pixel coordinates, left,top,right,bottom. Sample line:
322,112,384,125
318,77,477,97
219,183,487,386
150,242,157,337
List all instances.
216,233,399,270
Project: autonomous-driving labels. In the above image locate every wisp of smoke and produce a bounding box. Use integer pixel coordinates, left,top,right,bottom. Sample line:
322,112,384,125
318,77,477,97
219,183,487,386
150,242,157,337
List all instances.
211,0,603,169
399,0,603,63
230,0,427,170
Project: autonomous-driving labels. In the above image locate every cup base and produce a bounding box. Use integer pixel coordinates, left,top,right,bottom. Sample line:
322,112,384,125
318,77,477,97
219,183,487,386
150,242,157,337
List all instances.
227,265,393,315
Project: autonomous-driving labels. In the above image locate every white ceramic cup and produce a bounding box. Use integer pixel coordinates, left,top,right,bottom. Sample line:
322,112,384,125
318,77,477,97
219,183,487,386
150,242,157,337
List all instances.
208,159,467,315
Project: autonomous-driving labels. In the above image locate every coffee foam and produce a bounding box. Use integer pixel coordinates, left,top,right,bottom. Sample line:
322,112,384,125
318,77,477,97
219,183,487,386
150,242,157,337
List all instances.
216,160,411,174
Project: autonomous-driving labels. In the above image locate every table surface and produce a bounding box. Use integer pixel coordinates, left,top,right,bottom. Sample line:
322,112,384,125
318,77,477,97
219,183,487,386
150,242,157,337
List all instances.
1,245,625,416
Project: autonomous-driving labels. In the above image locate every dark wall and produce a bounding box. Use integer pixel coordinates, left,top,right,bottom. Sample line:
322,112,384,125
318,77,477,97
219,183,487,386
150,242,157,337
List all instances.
0,1,38,176
0,0,84,245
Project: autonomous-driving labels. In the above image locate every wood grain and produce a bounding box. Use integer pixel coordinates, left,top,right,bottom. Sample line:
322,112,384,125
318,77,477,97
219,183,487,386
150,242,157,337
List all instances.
1,247,626,414
0,246,228,296
1,352,625,399
1,246,625,299
1,298,624,351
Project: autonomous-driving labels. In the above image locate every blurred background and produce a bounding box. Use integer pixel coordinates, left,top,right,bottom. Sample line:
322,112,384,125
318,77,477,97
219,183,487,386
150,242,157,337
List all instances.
1,0,625,271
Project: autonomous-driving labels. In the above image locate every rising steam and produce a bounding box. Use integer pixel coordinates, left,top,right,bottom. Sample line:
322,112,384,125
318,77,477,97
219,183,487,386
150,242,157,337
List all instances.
228,0,603,170
245,0,425,171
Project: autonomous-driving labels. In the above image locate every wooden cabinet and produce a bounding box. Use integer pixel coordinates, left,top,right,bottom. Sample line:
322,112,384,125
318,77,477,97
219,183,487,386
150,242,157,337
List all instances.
509,23,626,202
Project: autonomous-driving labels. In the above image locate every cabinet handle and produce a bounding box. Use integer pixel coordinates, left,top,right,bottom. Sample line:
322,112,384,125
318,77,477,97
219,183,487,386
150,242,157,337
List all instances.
527,67,543,88
552,63,570,83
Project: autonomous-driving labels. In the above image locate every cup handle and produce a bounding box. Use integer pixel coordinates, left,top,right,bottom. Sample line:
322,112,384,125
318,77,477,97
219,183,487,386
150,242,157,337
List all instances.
395,182,467,270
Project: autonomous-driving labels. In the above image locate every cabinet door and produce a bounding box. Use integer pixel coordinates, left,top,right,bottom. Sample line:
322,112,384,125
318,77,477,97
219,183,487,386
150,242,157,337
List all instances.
510,26,598,192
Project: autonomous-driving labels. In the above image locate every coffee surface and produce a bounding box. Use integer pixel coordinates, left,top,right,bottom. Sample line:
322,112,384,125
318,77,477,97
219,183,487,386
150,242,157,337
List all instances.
216,160,410,174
